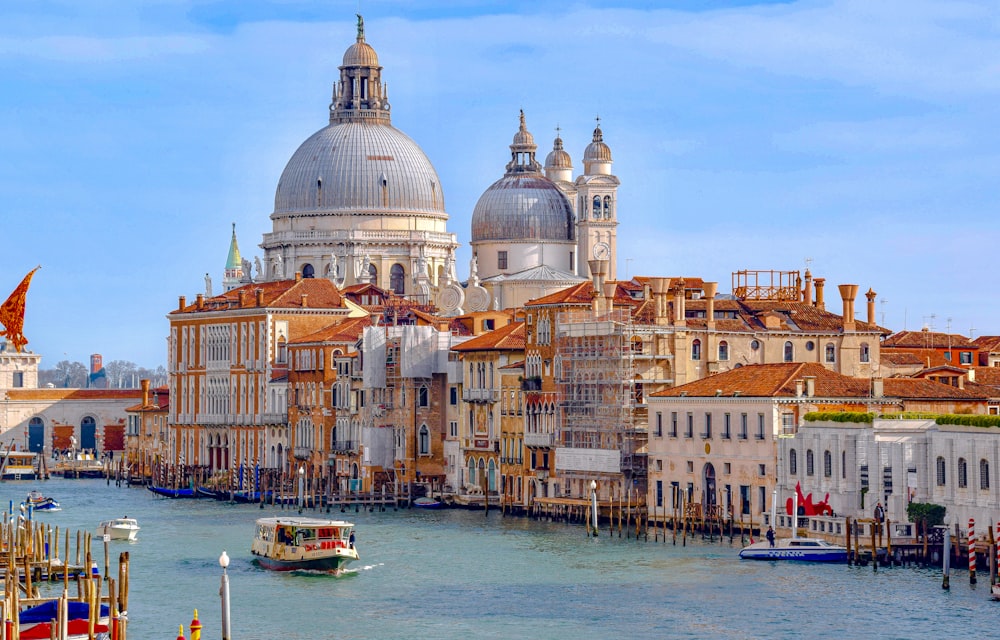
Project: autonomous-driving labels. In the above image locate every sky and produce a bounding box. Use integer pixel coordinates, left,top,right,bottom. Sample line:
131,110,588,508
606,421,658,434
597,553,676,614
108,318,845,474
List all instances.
2,0,1000,369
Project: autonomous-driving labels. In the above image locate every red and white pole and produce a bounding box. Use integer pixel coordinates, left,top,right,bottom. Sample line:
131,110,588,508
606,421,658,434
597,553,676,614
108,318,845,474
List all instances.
969,518,977,584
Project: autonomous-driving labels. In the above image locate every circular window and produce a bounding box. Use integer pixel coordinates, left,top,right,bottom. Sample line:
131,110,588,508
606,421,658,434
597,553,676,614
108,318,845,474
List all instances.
750,340,760,350
805,341,815,351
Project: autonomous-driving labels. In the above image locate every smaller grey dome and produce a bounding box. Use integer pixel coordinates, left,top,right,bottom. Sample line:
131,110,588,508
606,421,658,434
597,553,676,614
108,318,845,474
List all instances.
545,136,572,170
584,125,612,163
471,176,575,243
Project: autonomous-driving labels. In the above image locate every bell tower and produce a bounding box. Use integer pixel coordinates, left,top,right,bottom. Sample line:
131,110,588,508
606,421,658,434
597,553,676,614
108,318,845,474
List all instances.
575,118,620,281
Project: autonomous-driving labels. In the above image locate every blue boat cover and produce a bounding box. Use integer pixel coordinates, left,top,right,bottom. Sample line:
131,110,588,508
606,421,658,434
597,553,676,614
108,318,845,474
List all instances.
20,601,109,623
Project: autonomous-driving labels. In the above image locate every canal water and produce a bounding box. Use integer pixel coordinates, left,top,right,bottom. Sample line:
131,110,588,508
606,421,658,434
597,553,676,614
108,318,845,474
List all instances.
3,477,995,639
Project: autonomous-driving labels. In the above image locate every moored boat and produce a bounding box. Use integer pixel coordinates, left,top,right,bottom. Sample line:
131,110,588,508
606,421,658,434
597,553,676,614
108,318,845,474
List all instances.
739,536,848,562
413,496,443,509
19,600,109,640
96,517,140,541
147,485,196,498
0,450,39,480
251,517,358,575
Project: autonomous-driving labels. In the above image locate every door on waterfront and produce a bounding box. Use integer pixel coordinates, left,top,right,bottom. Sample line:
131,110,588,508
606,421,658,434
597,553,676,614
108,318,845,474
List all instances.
702,463,717,515
28,417,44,453
80,417,97,451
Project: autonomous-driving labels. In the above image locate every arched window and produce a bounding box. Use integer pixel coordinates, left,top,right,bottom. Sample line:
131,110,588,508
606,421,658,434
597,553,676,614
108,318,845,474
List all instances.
936,456,946,486
603,195,612,218
419,425,429,455
823,450,832,477
277,337,287,364
783,341,794,362
418,386,429,408
981,459,990,490
592,196,601,218
390,264,405,295
958,458,968,488
825,343,836,363
302,263,315,278
860,342,870,363
789,449,798,475
718,340,729,361
806,449,814,476
691,339,702,361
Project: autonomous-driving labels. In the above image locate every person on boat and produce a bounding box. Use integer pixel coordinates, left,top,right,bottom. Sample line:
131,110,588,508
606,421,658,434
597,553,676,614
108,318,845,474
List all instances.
349,531,356,549
766,526,775,547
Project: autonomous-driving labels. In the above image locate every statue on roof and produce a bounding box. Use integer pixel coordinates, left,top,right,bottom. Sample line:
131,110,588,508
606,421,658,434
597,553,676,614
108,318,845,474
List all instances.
204,273,213,297
356,14,364,40
242,258,253,282
254,256,263,280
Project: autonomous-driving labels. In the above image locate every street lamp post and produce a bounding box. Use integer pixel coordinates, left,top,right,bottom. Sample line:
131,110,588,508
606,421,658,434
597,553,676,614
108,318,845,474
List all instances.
298,466,305,514
218,551,231,640
590,480,599,537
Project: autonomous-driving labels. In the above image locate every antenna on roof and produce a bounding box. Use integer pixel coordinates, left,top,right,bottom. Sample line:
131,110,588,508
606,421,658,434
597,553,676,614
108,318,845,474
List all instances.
804,257,813,271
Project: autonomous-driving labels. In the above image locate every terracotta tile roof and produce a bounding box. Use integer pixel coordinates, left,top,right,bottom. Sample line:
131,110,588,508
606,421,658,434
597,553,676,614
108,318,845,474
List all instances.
883,330,978,350
525,282,595,307
500,360,525,371
172,278,345,314
882,377,987,400
973,336,1000,352
651,362,867,398
970,367,1000,386
292,316,373,345
452,322,526,352
882,351,925,365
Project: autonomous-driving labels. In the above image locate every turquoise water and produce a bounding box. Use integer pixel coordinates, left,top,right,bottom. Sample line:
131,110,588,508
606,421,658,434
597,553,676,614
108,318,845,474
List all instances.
4,478,996,639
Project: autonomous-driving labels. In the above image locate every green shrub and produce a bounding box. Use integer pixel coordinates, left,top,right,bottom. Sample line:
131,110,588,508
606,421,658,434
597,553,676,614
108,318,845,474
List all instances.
803,411,873,423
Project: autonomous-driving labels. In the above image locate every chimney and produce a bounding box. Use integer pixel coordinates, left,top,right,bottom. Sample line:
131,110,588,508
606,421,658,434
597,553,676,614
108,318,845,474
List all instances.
588,259,607,313
814,278,825,310
178,296,186,311
141,379,150,406
651,277,672,325
838,284,859,332
795,379,804,397
256,288,264,306
803,270,813,306
703,282,718,329
196,293,204,310
603,281,617,313
866,288,877,325
238,290,247,308
673,279,686,327
295,271,303,282
872,377,884,397
301,294,309,308
804,376,815,397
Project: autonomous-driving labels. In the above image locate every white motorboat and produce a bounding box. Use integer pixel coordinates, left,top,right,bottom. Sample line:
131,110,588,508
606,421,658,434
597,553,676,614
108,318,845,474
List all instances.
96,517,140,541
739,536,848,562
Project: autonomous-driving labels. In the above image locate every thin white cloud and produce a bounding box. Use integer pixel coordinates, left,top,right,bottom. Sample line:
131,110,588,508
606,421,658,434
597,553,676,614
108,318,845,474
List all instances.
0,34,210,62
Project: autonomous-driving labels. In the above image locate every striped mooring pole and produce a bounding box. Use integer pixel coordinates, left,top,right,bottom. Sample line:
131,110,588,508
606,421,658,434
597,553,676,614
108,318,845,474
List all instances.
996,521,1000,582
969,518,977,584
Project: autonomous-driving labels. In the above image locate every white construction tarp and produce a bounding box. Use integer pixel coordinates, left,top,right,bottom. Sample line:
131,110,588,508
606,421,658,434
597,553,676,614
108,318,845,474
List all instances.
363,326,386,389
363,424,395,469
401,325,436,378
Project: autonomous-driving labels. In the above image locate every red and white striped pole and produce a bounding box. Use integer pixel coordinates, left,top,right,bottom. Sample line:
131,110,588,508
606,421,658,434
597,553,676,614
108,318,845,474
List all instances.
996,521,1000,583
969,518,977,584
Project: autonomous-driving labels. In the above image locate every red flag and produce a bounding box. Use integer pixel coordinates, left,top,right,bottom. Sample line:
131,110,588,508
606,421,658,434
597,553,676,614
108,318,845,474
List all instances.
0,267,39,352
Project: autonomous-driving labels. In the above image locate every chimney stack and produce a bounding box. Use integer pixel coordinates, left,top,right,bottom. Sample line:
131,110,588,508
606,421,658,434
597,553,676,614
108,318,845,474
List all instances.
872,377,884,397
814,278,826,310
673,279,687,327
301,294,309,308
196,293,204,310
603,281,617,314
256,288,264,306
703,282,718,329
866,288,877,325
588,259,607,313
795,379,804,397
651,277,671,325
238,290,247,308
141,379,150,406
178,296,186,311
803,270,813,306
295,271,303,282
838,284,859,332
804,376,815,397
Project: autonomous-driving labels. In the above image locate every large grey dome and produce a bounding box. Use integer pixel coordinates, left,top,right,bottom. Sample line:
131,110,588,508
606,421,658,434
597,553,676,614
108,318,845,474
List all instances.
273,122,447,217
471,175,574,242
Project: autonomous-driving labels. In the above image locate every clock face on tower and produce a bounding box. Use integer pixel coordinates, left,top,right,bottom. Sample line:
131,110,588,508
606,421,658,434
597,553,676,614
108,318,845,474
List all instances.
593,241,610,260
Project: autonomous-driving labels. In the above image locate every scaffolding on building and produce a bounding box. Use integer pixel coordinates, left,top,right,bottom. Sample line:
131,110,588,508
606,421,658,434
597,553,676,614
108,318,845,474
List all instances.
554,308,641,498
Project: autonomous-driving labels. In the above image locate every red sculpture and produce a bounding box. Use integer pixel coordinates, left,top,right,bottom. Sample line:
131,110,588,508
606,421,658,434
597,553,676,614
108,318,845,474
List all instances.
785,482,833,516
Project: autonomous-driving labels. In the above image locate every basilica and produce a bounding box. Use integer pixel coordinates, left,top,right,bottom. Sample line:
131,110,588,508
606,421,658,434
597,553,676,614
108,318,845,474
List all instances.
222,15,618,314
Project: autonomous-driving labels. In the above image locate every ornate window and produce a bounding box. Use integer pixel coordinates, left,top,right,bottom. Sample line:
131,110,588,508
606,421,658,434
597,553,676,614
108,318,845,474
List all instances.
419,425,429,455
691,339,702,361
936,456,946,486
789,449,798,475
806,450,814,476
718,340,729,361
958,458,968,488
981,459,990,490
824,450,832,477
390,264,405,295
783,341,794,362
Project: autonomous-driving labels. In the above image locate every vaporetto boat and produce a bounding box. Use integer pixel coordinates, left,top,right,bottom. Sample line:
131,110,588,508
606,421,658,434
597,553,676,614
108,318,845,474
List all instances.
251,517,358,575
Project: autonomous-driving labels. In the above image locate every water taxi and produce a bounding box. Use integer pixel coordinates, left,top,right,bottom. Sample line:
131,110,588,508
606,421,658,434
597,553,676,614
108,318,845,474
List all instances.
251,517,358,575
54,451,106,478
96,517,140,541
739,536,848,562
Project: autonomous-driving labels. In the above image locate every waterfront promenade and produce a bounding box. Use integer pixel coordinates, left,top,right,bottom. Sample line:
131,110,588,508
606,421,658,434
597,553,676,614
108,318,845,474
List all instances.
4,477,997,639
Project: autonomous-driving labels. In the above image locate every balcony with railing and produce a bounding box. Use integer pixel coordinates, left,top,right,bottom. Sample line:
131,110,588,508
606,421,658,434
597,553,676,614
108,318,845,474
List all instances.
463,387,499,403
524,432,555,448
331,440,357,453
292,447,311,460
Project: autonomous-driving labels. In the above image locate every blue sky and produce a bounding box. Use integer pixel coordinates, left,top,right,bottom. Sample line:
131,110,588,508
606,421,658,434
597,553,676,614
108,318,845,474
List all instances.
2,0,999,368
